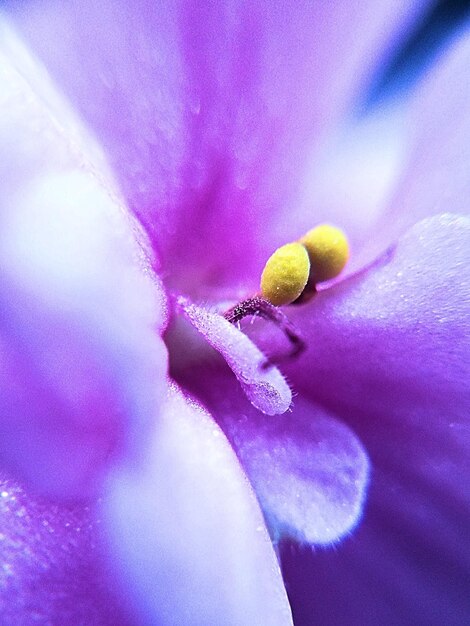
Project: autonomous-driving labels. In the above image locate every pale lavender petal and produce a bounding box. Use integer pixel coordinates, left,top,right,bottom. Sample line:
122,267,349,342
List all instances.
291,104,408,277
228,398,369,545
101,383,293,626
176,367,369,545
395,27,470,220
0,27,167,498
5,1,430,295
177,297,291,415
355,28,470,269
0,473,130,626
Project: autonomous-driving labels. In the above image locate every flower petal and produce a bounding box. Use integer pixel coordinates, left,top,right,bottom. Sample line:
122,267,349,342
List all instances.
0,27,167,498
355,28,470,268
230,399,369,545
282,461,470,625
294,103,408,277
177,297,291,415
177,367,369,546
101,382,293,626
0,472,130,625
286,214,470,421
277,214,470,622
5,1,431,294
394,27,470,220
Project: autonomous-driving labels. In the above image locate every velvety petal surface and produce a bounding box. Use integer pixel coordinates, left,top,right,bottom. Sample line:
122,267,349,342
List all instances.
286,213,470,432
274,214,470,623
0,26,167,498
101,382,293,626
175,365,369,546
6,1,430,296
0,472,130,626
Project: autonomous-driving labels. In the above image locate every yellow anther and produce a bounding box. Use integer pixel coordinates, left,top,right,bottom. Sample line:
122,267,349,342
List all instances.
299,224,349,283
260,242,310,306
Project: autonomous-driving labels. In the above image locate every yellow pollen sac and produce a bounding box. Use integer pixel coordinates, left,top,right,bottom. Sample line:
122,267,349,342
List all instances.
299,224,349,283
260,242,310,306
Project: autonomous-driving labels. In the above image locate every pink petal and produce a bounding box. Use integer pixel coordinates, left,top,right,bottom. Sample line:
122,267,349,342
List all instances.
0,27,167,498
101,382,293,626
0,472,130,626
177,367,369,545
6,1,431,295
177,297,292,415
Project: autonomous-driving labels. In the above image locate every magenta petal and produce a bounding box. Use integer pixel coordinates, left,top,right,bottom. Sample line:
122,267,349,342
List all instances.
178,298,291,415
101,383,293,626
0,473,130,626
0,33,167,498
6,1,431,293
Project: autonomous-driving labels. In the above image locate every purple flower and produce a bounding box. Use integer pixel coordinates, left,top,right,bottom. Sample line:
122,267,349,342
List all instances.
0,2,469,625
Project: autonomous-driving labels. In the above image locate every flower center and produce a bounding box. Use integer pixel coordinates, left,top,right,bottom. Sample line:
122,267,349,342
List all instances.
224,224,350,363
261,224,350,306
171,225,349,415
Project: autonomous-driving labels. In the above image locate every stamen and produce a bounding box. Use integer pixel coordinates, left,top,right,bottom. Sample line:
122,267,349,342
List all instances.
260,242,310,306
224,296,305,367
300,224,349,283
224,223,349,368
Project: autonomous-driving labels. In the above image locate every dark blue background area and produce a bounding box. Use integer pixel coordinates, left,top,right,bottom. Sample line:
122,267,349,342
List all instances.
366,0,470,107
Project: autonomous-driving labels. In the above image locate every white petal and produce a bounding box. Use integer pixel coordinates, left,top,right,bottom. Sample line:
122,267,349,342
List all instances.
0,23,167,498
101,383,293,626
